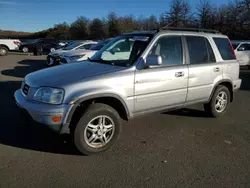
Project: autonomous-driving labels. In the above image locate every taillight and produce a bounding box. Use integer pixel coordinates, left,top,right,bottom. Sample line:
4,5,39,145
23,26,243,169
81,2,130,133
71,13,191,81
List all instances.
228,39,236,59
13,41,21,46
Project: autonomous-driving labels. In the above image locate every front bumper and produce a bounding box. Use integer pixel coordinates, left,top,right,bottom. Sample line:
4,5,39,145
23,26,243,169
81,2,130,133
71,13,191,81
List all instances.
233,79,242,91
14,89,72,133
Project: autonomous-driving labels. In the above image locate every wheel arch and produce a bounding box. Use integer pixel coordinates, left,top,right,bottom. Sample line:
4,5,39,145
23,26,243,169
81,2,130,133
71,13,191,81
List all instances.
209,80,233,102
0,44,10,51
63,94,130,134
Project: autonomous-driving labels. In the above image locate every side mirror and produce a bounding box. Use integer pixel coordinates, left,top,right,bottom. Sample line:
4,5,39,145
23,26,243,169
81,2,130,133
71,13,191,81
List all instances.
145,55,162,68
110,47,120,54
238,47,245,51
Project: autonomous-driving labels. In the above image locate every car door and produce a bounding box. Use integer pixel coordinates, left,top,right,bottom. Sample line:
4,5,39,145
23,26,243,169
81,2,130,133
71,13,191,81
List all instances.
235,43,250,66
134,35,188,113
185,35,221,103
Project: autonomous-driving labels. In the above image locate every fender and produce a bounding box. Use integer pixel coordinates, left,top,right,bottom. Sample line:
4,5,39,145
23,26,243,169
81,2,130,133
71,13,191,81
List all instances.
208,79,233,102
65,93,131,125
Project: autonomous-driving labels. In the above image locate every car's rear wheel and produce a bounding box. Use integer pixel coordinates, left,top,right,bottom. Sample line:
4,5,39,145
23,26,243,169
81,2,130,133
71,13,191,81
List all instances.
204,85,230,117
0,46,8,56
73,103,122,155
22,47,29,53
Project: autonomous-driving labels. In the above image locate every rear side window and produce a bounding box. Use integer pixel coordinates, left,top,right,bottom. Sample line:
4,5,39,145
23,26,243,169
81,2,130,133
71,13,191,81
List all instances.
205,39,216,62
186,36,211,64
213,38,236,60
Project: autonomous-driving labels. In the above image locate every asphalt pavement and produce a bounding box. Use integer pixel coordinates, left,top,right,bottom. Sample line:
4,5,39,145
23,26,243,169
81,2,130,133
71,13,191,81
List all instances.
0,54,250,187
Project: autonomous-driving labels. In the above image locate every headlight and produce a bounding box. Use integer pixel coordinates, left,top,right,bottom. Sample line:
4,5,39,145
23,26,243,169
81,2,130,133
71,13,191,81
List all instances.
33,87,64,104
69,54,85,60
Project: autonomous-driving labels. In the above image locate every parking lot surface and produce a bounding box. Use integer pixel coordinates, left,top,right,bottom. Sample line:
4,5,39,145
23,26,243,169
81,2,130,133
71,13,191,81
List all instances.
1,54,250,187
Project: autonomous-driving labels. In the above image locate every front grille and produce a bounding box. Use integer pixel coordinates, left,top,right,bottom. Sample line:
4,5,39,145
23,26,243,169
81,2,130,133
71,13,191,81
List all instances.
22,84,30,96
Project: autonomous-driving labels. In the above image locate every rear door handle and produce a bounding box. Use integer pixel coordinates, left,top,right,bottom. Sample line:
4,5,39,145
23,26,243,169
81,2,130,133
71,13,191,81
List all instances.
214,67,220,72
175,72,184,77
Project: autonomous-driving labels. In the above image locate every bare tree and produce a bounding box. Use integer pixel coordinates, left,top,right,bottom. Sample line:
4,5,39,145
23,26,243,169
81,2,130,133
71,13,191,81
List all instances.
164,0,191,27
196,0,213,28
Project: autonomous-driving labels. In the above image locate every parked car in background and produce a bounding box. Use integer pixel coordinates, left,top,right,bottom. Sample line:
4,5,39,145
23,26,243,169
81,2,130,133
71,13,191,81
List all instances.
232,41,250,69
59,38,112,65
15,28,241,155
0,39,21,56
19,38,62,53
46,40,97,66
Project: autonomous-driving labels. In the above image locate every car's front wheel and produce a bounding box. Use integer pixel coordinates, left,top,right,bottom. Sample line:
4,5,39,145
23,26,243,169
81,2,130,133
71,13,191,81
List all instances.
22,47,29,53
73,103,122,155
204,85,230,117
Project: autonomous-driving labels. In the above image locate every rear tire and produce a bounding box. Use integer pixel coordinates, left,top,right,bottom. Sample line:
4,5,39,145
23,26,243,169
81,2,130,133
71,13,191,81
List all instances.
0,46,8,56
73,103,122,155
204,85,230,117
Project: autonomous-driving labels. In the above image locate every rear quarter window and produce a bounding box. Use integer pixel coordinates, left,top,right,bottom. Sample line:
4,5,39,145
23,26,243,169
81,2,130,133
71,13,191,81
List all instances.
213,37,236,60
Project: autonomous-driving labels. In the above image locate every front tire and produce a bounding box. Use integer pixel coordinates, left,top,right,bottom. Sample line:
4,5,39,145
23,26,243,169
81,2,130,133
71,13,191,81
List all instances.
73,103,122,155
0,46,8,56
204,85,230,117
22,47,29,53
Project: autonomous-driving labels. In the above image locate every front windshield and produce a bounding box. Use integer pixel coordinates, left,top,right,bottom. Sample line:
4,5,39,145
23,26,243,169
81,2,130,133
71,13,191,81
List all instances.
90,34,152,66
62,42,81,50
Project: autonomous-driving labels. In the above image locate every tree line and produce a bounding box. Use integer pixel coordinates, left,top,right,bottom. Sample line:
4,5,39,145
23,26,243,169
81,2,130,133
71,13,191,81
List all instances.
20,0,250,40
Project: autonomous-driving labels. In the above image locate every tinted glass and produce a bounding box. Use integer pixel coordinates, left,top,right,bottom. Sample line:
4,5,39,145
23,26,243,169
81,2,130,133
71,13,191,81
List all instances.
63,42,81,50
205,38,216,62
232,44,239,50
90,35,152,67
186,36,208,64
90,39,111,50
84,43,95,49
213,38,236,60
238,43,250,51
149,36,183,66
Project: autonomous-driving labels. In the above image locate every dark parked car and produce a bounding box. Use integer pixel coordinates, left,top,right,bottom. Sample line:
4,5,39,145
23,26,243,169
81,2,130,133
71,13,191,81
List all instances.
19,38,62,53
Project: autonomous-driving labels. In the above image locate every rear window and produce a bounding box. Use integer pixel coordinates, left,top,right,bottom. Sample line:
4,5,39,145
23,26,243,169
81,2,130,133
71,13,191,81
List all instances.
213,38,236,60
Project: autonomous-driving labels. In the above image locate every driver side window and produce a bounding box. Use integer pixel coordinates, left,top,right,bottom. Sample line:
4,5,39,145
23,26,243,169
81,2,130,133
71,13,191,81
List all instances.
148,36,183,66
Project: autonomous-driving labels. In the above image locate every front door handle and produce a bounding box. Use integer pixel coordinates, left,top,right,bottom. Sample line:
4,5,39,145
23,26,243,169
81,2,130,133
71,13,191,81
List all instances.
214,67,220,72
175,72,184,77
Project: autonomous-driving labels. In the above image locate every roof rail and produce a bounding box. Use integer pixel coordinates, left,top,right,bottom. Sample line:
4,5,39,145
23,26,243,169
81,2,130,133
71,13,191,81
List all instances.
160,27,221,34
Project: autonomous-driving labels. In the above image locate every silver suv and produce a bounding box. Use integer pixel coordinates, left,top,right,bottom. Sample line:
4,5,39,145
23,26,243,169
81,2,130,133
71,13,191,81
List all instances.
14,28,242,155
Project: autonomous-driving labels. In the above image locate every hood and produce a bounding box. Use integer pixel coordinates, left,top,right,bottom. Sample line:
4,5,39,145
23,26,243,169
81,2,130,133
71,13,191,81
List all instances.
48,49,68,56
25,61,126,88
63,49,97,57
